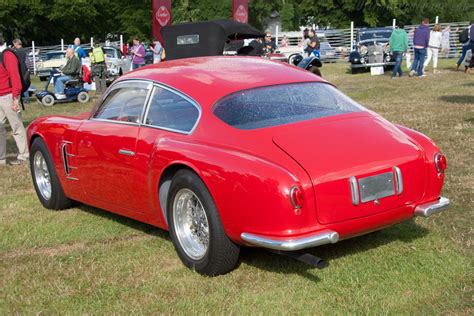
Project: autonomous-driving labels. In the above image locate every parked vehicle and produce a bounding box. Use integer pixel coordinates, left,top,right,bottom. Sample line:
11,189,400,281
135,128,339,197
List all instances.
35,68,90,106
36,51,66,81
349,27,395,74
28,56,449,276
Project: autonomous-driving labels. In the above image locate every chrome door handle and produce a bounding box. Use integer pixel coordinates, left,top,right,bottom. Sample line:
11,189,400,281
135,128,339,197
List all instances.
118,149,135,156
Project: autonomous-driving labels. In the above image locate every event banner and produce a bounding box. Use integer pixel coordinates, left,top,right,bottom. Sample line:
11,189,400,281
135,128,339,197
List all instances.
152,0,172,43
232,0,248,23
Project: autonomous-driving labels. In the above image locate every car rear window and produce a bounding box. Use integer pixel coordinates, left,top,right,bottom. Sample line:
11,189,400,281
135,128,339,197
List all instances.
213,82,363,130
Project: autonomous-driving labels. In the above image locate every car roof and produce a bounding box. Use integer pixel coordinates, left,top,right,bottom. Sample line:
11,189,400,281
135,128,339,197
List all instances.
117,56,326,107
161,20,264,60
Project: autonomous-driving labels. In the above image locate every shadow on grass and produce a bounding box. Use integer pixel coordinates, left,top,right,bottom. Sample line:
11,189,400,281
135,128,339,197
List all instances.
77,204,170,240
240,220,428,282
74,203,428,281
439,95,474,104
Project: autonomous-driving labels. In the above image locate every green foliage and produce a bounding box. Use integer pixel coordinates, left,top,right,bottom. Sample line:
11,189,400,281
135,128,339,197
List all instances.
0,0,472,45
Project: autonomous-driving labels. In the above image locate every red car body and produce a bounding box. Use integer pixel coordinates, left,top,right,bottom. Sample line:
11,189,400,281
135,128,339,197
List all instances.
28,57,448,274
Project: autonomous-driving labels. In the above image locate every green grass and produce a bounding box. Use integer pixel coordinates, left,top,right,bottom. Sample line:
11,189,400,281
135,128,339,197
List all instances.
1,60,473,314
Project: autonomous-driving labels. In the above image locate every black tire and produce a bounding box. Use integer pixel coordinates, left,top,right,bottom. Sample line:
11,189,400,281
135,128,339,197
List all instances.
167,170,240,276
39,77,47,81
30,138,72,210
309,66,322,77
77,91,89,103
41,94,55,107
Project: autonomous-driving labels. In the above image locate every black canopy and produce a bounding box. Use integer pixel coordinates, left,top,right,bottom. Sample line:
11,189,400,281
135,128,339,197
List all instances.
161,20,264,60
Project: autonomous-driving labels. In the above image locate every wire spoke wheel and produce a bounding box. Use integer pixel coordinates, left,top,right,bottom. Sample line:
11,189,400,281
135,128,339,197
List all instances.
173,188,210,260
33,151,52,201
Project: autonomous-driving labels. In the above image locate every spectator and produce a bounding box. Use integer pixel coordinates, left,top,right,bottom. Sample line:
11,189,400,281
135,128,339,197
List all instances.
11,39,30,103
389,22,408,78
300,28,310,54
130,37,145,70
71,37,87,61
54,48,80,99
263,31,277,54
280,35,289,47
89,41,107,95
0,35,29,165
456,26,471,71
406,27,415,69
122,42,128,56
248,37,264,56
305,29,320,56
440,26,451,58
424,24,442,74
150,39,165,63
469,20,474,69
410,18,430,78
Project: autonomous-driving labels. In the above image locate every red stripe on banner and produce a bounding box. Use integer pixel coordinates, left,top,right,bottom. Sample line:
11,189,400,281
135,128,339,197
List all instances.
152,0,172,44
232,0,248,23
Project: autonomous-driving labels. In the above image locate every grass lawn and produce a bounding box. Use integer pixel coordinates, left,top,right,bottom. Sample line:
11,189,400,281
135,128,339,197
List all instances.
1,59,472,314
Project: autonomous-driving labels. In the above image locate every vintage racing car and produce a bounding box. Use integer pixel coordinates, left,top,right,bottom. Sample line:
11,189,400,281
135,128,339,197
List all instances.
28,55,448,277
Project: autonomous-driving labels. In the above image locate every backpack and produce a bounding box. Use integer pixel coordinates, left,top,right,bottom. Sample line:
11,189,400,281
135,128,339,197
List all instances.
459,28,469,44
0,48,31,94
82,65,92,84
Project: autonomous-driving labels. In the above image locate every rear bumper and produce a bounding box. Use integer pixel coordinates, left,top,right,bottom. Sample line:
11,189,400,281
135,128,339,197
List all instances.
351,62,395,68
414,197,450,217
241,230,339,251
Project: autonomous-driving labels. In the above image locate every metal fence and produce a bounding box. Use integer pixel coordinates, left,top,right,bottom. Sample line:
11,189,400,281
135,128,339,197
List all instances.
277,21,470,62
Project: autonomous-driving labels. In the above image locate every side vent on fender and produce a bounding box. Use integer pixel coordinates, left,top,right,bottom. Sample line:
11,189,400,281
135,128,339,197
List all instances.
61,141,78,180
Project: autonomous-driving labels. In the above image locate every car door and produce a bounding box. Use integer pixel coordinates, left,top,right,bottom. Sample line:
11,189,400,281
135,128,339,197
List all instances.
133,84,201,220
75,80,152,212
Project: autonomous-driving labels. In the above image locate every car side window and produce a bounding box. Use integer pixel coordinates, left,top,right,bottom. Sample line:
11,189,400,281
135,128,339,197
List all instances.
93,86,149,124
145,86,200,133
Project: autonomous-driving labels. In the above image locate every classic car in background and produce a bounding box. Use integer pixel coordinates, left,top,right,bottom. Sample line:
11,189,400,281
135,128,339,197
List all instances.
28,56,449,276
349,27,395,73
36,51,66,81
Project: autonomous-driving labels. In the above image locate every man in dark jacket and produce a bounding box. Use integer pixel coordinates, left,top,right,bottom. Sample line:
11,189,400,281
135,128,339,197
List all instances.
410,18,430,77
54,48,81,99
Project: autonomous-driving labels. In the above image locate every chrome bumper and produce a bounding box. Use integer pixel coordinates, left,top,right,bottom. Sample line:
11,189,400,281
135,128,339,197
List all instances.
414,197,450,218
241,230,339,251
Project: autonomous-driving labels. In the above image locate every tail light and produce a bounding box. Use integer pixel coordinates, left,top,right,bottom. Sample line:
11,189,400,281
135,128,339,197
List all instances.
434,153,447,173
290,185,305,215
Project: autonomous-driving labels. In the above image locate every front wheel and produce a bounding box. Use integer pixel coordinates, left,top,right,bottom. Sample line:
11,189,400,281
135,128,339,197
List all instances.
167,170,240,276
30,138,72,210
41,94,55,106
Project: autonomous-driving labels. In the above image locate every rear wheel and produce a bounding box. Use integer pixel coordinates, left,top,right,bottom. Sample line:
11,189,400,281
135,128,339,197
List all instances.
309,66,322,77
41,94,55,106
77,91,90,103
30,138,72,210
167,170,240,276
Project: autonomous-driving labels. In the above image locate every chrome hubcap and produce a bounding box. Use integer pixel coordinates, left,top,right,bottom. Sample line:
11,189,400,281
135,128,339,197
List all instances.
33,151,52,201
173,189,209,260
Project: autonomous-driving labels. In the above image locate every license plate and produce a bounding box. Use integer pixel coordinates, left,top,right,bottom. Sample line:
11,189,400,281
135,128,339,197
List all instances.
359,172,395,203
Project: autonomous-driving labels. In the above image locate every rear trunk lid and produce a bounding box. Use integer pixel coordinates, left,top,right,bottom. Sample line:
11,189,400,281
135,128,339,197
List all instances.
273,115,426,224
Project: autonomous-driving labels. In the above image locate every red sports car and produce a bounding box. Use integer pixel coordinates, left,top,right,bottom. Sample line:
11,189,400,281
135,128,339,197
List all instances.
28,57,449,276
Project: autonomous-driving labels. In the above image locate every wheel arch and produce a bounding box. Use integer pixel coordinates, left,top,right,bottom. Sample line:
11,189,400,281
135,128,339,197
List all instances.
158,162,201,226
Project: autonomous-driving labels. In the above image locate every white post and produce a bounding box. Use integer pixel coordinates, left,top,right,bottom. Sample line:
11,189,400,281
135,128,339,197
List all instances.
275,25,279,47
61,38,64,52
90,37,93,47
32,41,36,75
435,16,439,24
350,21,354,52
392,19,396,28
120,34,123,52
312,23,315,31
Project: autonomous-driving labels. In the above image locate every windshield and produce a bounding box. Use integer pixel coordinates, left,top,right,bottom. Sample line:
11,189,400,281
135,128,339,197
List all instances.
359,31,392,42
213,82,363,130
